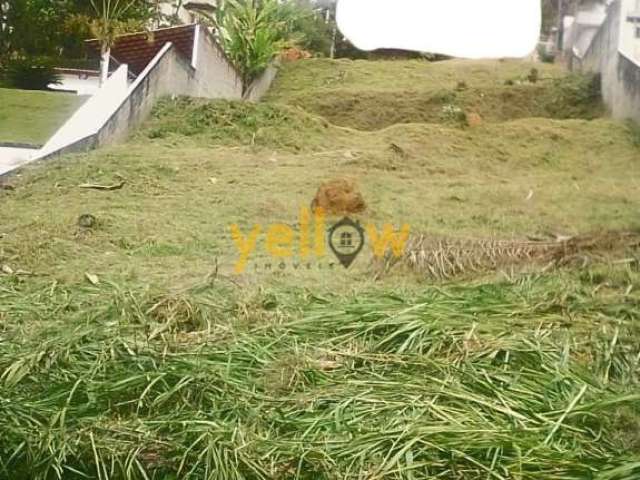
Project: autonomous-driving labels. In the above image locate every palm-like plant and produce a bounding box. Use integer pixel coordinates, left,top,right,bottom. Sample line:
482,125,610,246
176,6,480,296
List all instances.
89,0,140,84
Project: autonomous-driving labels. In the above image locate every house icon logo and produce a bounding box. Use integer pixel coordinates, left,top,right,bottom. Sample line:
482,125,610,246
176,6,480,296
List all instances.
328,217,365,268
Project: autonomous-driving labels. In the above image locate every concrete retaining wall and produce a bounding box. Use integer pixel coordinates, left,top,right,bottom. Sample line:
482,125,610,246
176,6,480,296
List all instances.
190,26,244,98
95,43,192,148
0,147,39,176
243,61,280,102
616,51,640,121
39,64,130,158
573,0,640,122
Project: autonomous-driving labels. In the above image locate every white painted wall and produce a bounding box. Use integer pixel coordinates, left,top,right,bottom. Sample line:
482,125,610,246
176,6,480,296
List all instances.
575,0,640,122
619,0,640,62
567,2,608,56
0,147,38,176
190,26,244,98
38,65,129,158
49,74,100,96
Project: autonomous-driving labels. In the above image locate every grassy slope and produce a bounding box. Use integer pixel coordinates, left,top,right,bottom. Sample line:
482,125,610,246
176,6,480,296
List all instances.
1,59,640,479
2,99,637,284
266,58,603,129
0,88,86,145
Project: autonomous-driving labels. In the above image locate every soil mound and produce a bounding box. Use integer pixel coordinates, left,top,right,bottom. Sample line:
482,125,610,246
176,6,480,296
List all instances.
311,179,366,215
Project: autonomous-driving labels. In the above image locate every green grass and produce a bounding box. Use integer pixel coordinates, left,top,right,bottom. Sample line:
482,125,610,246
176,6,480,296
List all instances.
1,99,637,284
0,88,86,145
267,58,565,99
1,269,639,479
1,58,639,478
266,59,602,130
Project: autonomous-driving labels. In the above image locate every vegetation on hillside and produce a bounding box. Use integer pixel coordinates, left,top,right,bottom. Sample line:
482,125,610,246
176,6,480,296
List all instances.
267,59,603,130
1,58,639,478
4,56,61,90
1,271,640,479
216,0,291,90
0,0,153,63
0,0,333,90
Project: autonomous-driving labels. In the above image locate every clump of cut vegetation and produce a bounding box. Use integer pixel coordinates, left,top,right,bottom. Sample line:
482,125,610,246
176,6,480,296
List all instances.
143,97,334,151
387,229,640,280
1,269,639,479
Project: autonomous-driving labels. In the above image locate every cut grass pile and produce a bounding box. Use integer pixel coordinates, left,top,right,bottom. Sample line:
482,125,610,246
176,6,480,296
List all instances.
1,267,640,479
1,58,640,478
143,98,336,152
0,88,86,145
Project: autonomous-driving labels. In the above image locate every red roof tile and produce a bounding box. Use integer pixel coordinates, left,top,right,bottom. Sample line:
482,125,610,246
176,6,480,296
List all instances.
86,24,196,76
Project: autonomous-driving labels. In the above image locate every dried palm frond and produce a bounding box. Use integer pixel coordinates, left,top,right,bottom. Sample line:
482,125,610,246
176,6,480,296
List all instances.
381,230,640,280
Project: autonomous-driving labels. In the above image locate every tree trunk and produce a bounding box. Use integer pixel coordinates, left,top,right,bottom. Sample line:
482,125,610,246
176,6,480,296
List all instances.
100,44,110,86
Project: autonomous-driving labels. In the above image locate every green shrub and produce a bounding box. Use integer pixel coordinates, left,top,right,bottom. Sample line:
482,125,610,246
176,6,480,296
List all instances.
145,97,329,150
0,69,8,88
217,0,289,90
546,73,603,119
279,0,333,56
6,57,61,90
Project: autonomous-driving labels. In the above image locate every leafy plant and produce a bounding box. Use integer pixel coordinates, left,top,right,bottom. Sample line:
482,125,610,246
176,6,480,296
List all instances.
89,0,149,84
217,0,292,91
546,73,603,119
441,103,466,126
6,57,61,90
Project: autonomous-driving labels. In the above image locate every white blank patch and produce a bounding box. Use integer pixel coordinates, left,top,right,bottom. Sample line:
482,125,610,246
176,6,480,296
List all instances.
336,0,541,59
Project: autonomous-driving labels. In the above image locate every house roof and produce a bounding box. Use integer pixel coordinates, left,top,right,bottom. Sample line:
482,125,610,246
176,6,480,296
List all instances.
86,24,197,76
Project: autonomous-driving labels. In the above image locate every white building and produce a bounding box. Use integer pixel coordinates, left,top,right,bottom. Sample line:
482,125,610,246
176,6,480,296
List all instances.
621,0,640,60
563,0,610,57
